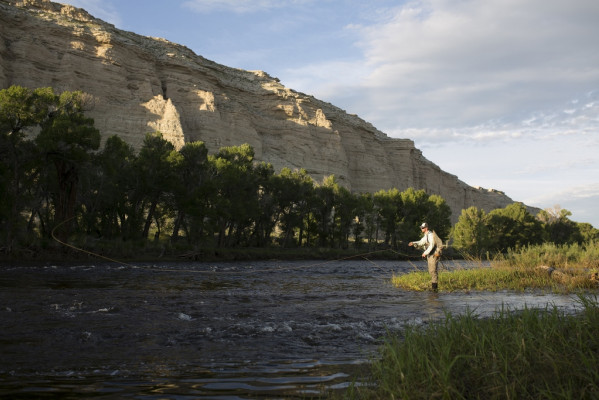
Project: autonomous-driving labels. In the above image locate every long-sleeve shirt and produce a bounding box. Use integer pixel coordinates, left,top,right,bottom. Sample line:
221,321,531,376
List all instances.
413,231,435,256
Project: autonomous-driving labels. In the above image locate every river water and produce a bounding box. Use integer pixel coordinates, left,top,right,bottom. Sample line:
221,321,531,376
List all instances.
0,259,580,399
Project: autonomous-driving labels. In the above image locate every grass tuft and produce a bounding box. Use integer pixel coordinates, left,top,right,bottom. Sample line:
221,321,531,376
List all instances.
344,295,599,400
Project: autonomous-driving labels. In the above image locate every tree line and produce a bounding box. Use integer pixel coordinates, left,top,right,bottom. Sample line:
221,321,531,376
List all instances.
1,85,597,257
451,204,598,257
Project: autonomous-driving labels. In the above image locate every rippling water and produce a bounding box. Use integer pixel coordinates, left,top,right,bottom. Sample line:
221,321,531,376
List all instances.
0,259,579,398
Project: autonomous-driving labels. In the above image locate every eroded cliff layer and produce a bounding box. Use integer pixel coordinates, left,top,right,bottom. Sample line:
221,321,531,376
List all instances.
0,0,523,221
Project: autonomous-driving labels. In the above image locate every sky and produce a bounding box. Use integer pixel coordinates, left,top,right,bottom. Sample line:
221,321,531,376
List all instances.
58,0,599,227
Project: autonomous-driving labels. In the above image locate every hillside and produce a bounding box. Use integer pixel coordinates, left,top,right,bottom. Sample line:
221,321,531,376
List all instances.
0,0,532,222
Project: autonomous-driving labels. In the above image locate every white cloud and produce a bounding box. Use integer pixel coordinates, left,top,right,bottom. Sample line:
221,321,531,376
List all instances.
523,184,599,226
294,0,599,135
528,184,599,204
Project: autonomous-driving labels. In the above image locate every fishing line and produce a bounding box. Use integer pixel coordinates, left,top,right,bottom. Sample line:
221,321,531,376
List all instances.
51,217,402,275
51,216,137,268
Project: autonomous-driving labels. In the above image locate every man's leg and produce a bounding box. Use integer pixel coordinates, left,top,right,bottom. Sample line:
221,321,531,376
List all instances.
428,255,439,291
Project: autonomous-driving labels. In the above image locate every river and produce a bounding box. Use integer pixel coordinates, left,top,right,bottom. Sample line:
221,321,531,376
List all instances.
0,259,580,399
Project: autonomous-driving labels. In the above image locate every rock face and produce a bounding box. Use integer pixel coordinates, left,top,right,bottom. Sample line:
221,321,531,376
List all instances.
0,0,532,222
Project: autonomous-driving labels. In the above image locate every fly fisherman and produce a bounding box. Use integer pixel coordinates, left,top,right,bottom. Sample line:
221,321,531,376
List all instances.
408,222,441,291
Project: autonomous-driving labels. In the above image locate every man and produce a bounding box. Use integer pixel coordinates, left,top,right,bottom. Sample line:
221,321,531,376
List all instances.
408,222,440,291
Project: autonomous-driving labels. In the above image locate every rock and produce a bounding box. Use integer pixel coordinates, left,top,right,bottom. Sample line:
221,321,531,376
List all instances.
0,0,539,222
535,265,570,284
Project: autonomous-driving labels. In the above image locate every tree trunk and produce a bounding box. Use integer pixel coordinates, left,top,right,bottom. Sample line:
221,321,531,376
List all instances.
142,196,159,239
171,210,184,241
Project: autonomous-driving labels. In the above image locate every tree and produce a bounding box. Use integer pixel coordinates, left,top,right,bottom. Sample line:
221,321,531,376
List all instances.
311,175,338,247
373,188,401,247
355,192,376,249
170,141,210,243
451,206,492,256
95,135,137,238
537,205,582,245
276,168,314,247
209,143,259,247
249,162,277,247
331,183,359,249
35,90,100,242
134,132,176,240
0,85,54,250
398,188,430,243
425,194,452,240
577,222,599,243
488,202,543,251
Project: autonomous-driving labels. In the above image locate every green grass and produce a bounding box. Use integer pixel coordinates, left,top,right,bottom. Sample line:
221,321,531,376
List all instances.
392,242,599,293
343,295,599,400
392,267,558,292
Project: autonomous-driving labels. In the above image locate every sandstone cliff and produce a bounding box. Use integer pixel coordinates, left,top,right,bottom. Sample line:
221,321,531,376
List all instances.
0,0,529,222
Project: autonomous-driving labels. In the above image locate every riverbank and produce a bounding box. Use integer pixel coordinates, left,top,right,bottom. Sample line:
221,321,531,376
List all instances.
342,295,599,399
393,242,599,293
0,236,421,264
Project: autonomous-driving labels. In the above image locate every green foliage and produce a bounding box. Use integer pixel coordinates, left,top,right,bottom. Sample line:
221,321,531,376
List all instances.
0,86,55,250
578,222,599,243
170,141,210,243
372,187,452,249
3,84,596,258
35,89,101,240
274,167,314,247
93,135,137,238
488,202,544,251
501,241,599,271
373,188,402,247
392,267,556,292
393,241,599,293
451,203,592,257
0,85,54,136
135,132,177,239
451,206,492,256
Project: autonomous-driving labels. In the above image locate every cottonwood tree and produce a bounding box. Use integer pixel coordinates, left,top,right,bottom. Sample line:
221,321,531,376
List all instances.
134,132,177,240
95,135,137,238
425,194,452,240
451,206,492,257
332,184,360,249
487,202,544,251
537,205,582,245
35,90,100,242
310,175,339,247
354,192,376,249
374,188,402,247
0,85,54,250
276,167,314,247
209,143,258,247
170,141,210,243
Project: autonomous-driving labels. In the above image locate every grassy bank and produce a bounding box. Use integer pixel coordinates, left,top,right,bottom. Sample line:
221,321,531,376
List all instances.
343,295,599,399
393,242,599,292
344,243,599,399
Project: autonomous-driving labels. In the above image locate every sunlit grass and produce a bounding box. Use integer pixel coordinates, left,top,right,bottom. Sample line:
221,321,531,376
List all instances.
342,295,599,400
392,267,558,292
392,242,599,293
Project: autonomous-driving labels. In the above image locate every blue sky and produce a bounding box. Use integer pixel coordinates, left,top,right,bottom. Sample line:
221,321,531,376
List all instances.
59,0,599,227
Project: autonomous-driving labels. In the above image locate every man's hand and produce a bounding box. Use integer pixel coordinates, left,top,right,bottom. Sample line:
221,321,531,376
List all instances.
422,253,426,258
408,242,413,246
